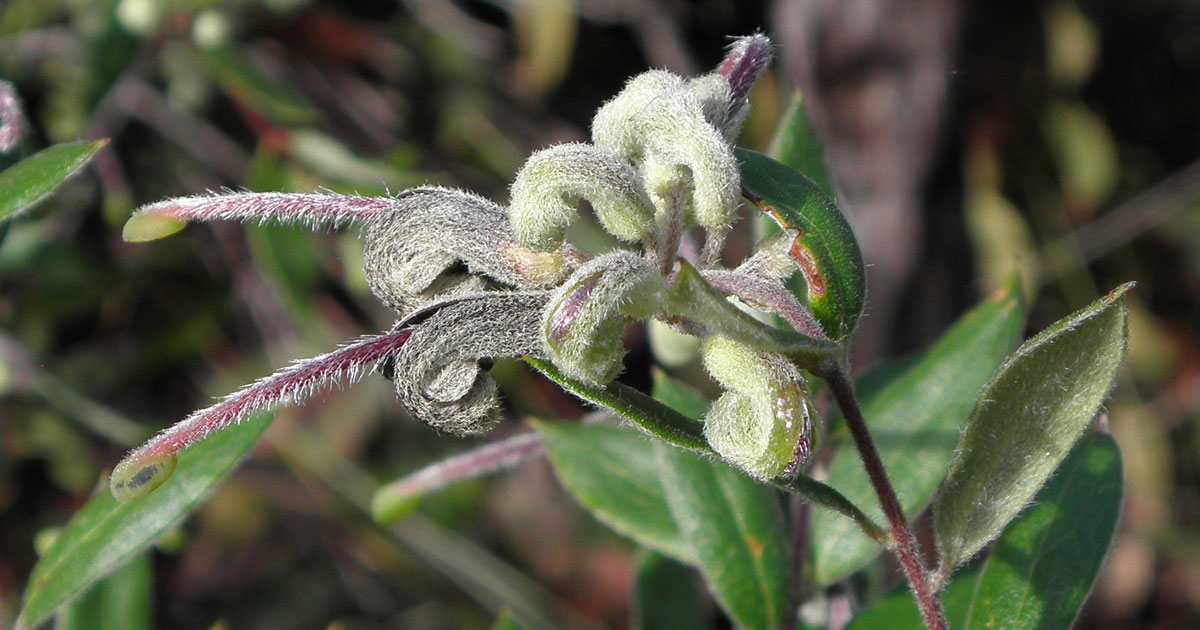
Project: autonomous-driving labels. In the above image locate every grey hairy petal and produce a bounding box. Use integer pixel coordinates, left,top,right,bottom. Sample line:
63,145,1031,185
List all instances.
363,187,580,312
390,291,550,435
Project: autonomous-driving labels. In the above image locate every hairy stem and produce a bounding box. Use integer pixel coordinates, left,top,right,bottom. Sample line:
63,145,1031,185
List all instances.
819,362,946,630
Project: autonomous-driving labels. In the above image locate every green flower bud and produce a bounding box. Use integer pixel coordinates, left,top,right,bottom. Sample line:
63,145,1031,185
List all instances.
590,70,740,232
510,143,655,250
701,335,813,479
544,251,663,384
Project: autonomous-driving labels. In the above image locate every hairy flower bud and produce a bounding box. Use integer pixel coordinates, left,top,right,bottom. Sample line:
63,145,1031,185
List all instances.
509,143,655,251
590,70,740,232
363,187,578,312
701,335,813,479
543,250,663,384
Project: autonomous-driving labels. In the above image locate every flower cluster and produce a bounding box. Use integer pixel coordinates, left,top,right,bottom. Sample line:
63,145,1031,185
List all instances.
112,34,837,503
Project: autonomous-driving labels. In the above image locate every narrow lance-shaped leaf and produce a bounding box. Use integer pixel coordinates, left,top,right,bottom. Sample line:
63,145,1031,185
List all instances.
965,433,1123,630
810,280,1024,584
535,421,695,564
17,412,274,630
0,140,107,223
736,148,864,339
934,284,1131,574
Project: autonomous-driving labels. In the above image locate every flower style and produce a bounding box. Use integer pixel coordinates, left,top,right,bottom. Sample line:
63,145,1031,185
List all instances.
112,33,838,503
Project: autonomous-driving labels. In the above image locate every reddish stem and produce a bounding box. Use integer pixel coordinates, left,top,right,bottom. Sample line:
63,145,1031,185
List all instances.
820,362,947,630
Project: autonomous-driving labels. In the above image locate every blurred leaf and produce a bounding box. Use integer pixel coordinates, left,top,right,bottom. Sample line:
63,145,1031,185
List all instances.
649,369,709,421
512,0,578,96
965,433,1123,629
847,565,982,630
524,357,708,452
492,608,527,630
1044,101,1118,208
767,90,831,196
18,412,274,630
811,280,1024,584
534,421,694,564
656,443,789,630
934,285,1129,573
0,140,107,223
200,47,317,126
736,148,865,339
631,551,705,630
54,553,152,630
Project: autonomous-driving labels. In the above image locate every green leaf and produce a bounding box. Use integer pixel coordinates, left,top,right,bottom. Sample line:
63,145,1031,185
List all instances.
55,553,152,630
811,281,1025,584
18,411,274,630
534,421,694,564
0,140,107,223
848,565,982,630
736,148,865,340
631,551,706,630
965,433,1123,630
767,90,831,197
650,369,709,421
523,356,709,452
656,444,789,630
933,285,1130,573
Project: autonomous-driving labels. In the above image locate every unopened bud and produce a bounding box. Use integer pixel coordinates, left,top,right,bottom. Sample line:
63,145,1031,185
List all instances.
701,335,813,479
510,143,654,250
543,251,663,384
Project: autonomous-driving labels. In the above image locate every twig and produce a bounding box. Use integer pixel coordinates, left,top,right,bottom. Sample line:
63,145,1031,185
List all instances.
819,361,946,630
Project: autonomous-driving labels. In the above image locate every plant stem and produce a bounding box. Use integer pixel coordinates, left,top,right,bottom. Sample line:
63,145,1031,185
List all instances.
820,362,947,630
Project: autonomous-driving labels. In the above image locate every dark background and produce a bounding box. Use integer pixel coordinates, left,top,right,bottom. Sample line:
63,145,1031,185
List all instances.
1,0,1197,627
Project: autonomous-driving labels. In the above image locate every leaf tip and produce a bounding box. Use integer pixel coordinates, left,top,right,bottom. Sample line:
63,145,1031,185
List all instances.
123,212,187,242
110,452,178,503
1103,281,1136,305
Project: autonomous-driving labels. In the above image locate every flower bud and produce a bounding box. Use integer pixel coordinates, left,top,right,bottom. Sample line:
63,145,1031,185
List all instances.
543,251,663,384
590,71,740,232
701,335,813,479
510,143,655,250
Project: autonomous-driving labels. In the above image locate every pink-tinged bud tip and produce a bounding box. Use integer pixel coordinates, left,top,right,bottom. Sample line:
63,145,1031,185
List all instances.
717,34,774,107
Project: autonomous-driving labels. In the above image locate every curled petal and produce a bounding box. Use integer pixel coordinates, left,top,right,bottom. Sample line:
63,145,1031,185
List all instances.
390,291,550,435
111,328,413,502
509,143,655,250
544,250,664,384
591,70,740,231
363,187,579,312
123,192,392,242
702,335,813,480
